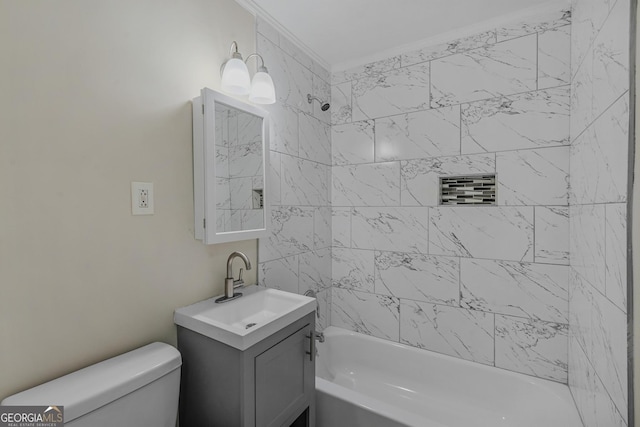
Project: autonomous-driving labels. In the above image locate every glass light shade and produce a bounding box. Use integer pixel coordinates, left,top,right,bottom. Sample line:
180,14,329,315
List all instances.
221,57,250,95
248,71,276,104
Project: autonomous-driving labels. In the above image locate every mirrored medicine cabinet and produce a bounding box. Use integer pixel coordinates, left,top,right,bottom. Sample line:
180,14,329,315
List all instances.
192,88,270,244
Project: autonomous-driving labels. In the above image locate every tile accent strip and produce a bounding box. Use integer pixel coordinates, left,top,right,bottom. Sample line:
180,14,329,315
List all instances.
440,174,496,205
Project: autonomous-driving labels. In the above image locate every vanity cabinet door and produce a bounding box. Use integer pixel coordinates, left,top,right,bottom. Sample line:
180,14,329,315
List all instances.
254,324,314,427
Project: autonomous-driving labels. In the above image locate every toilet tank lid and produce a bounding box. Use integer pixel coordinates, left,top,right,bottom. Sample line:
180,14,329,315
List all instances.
1,342,181,423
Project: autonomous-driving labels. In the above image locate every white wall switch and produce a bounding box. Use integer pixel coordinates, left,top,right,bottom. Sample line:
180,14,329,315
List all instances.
131,182,154,215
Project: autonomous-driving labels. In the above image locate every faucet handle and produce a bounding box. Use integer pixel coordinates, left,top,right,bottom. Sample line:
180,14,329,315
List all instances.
233,268,245,288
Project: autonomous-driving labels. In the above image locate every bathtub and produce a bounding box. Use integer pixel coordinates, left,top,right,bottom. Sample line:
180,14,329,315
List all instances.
315,327,583,427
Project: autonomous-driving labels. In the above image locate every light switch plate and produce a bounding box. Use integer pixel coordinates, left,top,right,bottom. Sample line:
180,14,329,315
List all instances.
132,182,154,215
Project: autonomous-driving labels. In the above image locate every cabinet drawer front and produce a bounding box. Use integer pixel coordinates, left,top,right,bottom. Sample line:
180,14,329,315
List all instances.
255,325,312,427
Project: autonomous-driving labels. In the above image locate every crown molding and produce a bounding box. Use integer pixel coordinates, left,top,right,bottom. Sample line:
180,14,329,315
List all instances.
232,0,332,72
231,0,570,78
330,0,571,72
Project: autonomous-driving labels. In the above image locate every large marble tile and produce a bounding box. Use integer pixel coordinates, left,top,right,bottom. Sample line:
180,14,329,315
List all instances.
215,146,229,178
331,81,352,125
429,206,534,261
568,337,595,426
569,332,627,426
229,177,253,210
431,35,537,108
591,94,630,203
279,33,314,72
401,31,497,67
316,288,331,331
216,209,228,232
401,153,495,206
259,255,299,294
534,206,569,265
605,203,627,312
215,108,229,147
593,364,628,427
571,0,616,75
495,315,568,382
241,209,263,230
314,206,332,250
590,289,628,422
496,8,571,42
264,102,299,156
569,267,594,355
400,301,494,365
216,177,230,209
281,155,329,206
538,25,571,90
352,207,430,253
592,0,630,118
299,248,332,294
352,63,430,121
228,141,263,179
332,162,400,206
312,62,331,90
461,87,570,154
571,94,629,204
331,208,351,248
375,106,460,162
569,127,594,205
268,151,282,206
257,34,312,113
258,206,314,262
254,174,264,198
332,248,375,292
570,50,594,140
228,209,243,232
570,204,606,294
460,259,568,323
375,252,459,306
496,146,569,206
227,109,238,146
236,113,262,145
299,112,331,165
331,288,400,341
332,56,401,85
332,120,375,165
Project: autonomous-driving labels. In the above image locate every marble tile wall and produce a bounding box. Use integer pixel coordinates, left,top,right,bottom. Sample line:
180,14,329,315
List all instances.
256,18,332,330
256,4,630,423
330,6,573,383
568,0,630,425
215,108,264,232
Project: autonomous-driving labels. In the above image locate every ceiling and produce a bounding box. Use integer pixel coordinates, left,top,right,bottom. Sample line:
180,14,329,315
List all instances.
242,0,561,70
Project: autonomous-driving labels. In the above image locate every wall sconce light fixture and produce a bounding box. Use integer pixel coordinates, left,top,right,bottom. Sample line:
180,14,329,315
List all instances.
220,41,276,105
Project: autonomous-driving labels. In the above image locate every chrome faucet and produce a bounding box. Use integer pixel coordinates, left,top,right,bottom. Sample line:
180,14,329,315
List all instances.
215,251,252,303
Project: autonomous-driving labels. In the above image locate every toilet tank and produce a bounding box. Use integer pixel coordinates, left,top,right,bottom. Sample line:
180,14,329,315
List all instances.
1,342,181,427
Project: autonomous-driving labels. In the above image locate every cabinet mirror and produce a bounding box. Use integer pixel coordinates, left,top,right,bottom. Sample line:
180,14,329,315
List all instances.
192,88,270,244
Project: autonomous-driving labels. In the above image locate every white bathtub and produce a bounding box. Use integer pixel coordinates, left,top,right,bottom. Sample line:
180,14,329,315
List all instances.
315,327,583,427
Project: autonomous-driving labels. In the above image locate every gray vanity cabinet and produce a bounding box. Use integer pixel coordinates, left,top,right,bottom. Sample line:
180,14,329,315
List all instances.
177,312,316,427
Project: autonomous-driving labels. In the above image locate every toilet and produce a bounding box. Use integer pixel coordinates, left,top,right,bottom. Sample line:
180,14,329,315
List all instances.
1,342,181,426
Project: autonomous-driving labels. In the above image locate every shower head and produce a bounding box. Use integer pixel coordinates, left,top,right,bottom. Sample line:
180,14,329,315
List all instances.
307,94,330,111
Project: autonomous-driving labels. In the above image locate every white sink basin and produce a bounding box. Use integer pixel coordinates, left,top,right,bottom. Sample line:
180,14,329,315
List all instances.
174,287,316,350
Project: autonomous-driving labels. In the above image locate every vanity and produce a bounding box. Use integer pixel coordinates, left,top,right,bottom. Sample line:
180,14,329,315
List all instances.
175,287,316,427
180,89,316,426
